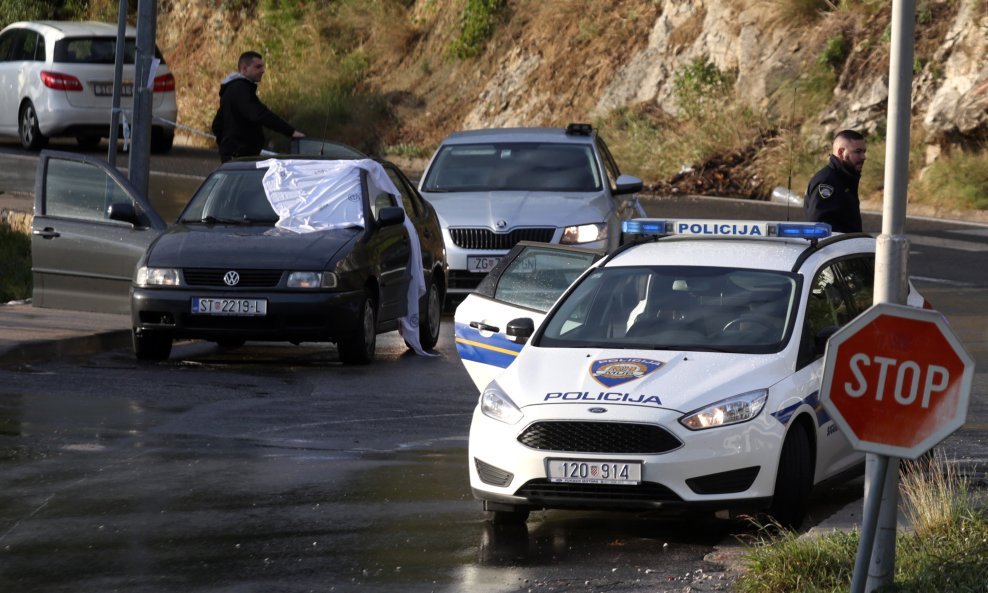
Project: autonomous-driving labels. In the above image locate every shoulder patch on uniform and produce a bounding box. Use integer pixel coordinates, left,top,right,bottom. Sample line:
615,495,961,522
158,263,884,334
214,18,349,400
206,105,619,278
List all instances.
818,184,834,199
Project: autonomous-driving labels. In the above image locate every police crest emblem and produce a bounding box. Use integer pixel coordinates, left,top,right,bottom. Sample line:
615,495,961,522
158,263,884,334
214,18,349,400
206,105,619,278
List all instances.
819,184,834,199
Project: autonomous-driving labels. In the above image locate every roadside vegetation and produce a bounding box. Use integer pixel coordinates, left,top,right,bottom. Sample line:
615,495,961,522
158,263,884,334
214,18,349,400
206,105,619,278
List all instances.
0,222,30,303
736,451,988,592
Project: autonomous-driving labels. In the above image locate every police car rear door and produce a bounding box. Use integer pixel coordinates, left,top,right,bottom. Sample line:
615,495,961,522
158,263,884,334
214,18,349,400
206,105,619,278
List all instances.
454,241,602,391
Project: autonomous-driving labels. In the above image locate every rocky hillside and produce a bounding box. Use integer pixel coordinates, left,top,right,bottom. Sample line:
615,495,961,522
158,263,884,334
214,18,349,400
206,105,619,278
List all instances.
154,0,986,196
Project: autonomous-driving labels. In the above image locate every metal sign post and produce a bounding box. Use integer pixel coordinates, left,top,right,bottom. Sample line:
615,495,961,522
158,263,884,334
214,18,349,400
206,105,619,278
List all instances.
128,0,155,197
868,0,916,589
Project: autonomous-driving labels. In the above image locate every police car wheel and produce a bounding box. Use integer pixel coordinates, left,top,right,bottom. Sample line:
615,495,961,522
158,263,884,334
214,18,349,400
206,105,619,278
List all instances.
767,422,813,529
488,508,530,525
338,292,377,365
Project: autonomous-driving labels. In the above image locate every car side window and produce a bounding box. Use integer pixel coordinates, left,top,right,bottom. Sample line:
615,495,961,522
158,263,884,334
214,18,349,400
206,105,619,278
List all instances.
0,30,16,61
385,167,423,217
835,256,875,316
18,31,40,61
371,192,397,219
493,247,597,312
595,137,621,190
44,159,134,224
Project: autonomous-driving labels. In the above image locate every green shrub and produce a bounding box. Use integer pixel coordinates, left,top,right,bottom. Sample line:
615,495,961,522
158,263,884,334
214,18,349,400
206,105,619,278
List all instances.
446,0,507,60
672,57,734,120
912,149,988,211
0,224,31,304
818,33,848,71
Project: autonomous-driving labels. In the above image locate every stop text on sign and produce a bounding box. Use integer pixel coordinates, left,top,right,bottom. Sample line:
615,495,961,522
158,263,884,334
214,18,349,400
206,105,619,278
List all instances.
845,353,949,408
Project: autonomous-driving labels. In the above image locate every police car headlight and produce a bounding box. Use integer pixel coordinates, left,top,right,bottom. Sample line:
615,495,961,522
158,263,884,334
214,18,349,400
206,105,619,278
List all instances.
136,267,181,287
679,389,768,430
560,222,607,244
287,271,338,288
480,382,523,425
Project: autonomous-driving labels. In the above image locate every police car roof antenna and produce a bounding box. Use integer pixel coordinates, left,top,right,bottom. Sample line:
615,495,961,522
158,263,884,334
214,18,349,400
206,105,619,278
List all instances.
785,86,798,222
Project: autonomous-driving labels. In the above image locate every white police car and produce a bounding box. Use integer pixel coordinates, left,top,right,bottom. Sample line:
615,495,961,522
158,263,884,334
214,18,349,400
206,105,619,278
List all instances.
454,219,928,527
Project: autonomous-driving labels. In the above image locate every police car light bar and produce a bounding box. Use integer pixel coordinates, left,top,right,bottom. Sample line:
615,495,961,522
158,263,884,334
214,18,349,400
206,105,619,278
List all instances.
621,219,832,240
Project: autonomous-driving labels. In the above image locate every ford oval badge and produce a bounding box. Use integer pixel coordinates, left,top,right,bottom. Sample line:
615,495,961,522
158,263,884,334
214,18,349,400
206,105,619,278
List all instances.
588,407,607,414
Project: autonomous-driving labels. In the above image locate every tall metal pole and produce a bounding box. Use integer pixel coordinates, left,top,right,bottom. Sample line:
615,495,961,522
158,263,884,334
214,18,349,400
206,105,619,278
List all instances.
866,0,916,590
107,0,127,169
128,0,155,197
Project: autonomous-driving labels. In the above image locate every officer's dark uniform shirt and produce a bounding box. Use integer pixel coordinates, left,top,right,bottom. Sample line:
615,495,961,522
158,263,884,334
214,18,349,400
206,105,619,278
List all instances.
804,154,863,233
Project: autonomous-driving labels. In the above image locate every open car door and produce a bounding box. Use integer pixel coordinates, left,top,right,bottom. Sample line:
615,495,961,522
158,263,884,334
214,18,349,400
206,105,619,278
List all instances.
31,151,167,315
454,242,602,391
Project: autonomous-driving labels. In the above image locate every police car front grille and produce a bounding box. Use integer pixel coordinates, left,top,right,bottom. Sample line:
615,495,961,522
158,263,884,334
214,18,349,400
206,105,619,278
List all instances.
183,268,283,288
449,227,555,250
515,479,681,503
517,422,681,454
474,458,514,487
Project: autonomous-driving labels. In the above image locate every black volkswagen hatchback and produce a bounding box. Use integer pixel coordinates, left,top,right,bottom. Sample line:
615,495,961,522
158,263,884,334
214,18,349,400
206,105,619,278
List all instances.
30,149,447,363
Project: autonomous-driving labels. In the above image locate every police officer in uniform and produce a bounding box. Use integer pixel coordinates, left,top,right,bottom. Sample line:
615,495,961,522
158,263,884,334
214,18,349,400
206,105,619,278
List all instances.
804,129,866,233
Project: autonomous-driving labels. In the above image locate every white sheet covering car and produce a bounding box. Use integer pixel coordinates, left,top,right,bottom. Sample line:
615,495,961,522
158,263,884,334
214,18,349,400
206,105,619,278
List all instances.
418,123,643,303
454,220,929,527
0,20,177,152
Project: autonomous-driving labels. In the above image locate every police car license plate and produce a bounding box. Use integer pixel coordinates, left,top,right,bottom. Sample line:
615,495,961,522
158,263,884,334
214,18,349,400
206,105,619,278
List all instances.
93,82,133,97
192,297,267,316
547,459,642,485
467,255,501,273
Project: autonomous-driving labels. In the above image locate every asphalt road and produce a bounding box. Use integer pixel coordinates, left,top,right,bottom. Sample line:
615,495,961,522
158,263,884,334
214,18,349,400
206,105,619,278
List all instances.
1,142,986,592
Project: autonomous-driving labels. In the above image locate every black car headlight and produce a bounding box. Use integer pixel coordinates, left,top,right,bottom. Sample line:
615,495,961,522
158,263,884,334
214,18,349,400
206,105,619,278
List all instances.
560,222,607,244
679,389,768,430
136,267,181,287
287,271,338,289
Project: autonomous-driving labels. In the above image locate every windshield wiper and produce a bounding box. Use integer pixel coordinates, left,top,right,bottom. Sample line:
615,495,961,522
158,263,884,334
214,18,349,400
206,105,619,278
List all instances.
197,215,249,225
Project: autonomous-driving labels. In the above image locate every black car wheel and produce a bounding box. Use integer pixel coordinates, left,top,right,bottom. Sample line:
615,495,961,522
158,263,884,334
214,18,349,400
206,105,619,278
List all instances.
767,422,813,529
133,329,172,361
338,292,377,365
408,273,442,351
19,101,48,151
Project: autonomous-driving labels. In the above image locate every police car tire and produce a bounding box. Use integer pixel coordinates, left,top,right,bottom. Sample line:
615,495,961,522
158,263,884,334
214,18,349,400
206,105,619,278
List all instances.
488,508,530,525
338,292,377,365
410,274,442,351
133,329,172,361
768,423,813,529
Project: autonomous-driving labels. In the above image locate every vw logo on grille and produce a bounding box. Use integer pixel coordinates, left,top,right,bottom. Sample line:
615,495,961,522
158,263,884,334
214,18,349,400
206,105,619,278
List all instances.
495,219,507,229
588,407,608,414
223,271,240,286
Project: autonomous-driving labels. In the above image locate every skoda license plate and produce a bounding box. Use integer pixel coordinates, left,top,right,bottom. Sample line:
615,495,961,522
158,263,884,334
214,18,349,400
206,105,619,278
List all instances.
467,255,501,273
547,459,641,485
192,297,267,316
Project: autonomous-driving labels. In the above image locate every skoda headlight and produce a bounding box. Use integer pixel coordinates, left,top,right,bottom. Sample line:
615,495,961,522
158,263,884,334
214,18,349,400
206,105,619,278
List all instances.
480,382,524,425
679,389,768,430
287,271,338,288
560,222,607,244
136,267,181,287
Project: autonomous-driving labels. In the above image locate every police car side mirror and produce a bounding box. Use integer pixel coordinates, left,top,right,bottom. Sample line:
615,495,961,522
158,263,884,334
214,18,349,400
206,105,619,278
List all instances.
814,325,840,357
506,317,535,344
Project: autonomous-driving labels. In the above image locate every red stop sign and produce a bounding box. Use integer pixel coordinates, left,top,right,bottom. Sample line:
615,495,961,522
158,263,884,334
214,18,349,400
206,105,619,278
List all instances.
820,303,974,459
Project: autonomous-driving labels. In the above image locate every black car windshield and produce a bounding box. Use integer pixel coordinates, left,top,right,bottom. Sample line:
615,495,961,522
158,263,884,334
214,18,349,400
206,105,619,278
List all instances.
537,265,799,354
421,142,602,192
179,169,279,224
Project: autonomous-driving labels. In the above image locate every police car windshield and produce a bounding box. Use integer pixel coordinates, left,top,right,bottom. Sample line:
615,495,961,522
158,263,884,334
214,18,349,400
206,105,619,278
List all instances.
421,142,602,192
537,265,798,354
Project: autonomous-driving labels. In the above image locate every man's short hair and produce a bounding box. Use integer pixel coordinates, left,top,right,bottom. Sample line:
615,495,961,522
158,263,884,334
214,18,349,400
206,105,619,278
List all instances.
835,129,864,143
238,51,263,68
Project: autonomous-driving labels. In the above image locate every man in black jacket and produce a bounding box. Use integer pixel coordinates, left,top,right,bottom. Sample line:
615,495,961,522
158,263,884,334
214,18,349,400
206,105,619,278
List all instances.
804,129,866,233
213,51,304,162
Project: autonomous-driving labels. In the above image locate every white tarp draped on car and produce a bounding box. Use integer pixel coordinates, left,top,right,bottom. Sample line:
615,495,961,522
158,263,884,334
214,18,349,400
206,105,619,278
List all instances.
257,158,436,356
